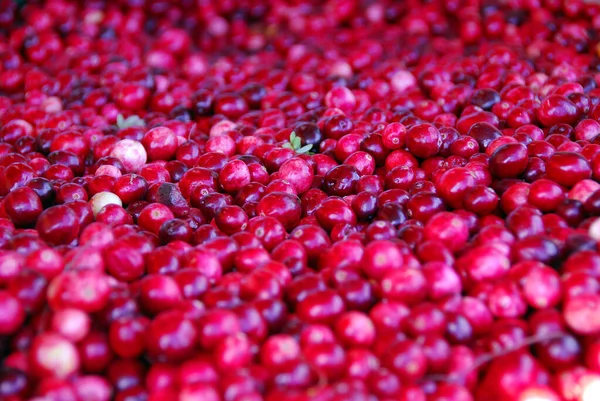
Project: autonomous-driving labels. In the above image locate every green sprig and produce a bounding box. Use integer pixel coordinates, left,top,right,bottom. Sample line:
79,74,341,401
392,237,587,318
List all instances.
282,131,313,155
116,114,146,130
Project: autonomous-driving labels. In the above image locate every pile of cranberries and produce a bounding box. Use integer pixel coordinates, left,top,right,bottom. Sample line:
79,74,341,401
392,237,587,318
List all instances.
3,0,600,400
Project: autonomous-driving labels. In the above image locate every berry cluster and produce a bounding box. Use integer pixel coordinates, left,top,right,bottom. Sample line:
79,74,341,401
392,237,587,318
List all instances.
1,0,600,400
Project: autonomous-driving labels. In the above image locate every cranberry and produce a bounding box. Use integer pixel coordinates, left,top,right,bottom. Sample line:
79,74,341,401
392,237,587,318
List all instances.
361,240,403,279
197,308,241,350
528,179,565,212
215,205,249,235
35,205,80,246
8,269,47,314
324,165,360,196
537,95,579,127
158,220,191,246
406,123,442,158
467,122,502,151
315,198,356,231
138,203,175,235
146,310,197,362
139,274,182,315
260,334,300,371
1,3,600,399
546,152,592,187
29,333,80,379
4,186,43,227
296,289,345,324
564,293,600,335
334,311,376,348
436,167,477,209
220,160,251,193
103,241,145,282
0,367,28,398
257,192,302,231
108,316,149,358
457,244,510,283
0,290,25,335
478,352,549,400
423,211,469,252
489,143,529,178
278,157,314,194
383,340,427,382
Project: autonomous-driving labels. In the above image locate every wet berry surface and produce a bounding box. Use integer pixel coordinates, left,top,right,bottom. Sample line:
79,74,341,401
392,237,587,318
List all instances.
1,0,600,400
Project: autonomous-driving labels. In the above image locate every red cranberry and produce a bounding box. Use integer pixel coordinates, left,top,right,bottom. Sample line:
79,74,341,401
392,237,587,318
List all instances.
35,205,80,246
296,289,345,324
537,95,579,127
278,157,314,194
146,310,197,362
383,340,427,382
546,152,592,187
489,143,529,178
406,123,441,158
220,160,251,193
436,167,477,209
324,165,360,196
158,218,192,244
4,186,43,227
564,293,600,335
138,203,175,235
423,211,469,252
0,290,25,335
215,205,249,235
257,192,302,231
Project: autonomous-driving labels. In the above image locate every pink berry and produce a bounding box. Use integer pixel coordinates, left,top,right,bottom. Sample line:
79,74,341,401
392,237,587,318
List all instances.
110,139,148,173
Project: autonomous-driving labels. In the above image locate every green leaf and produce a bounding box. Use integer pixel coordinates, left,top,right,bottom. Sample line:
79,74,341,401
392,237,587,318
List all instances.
292,136,301,149
296,144,313,154
116,114,145,130
289,131,297,142
282,142,294,149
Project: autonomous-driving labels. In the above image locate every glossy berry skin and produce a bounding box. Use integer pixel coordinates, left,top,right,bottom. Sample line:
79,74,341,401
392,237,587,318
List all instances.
139,274,183,315
383,340,427,382
109,316,149,358
110,139,148,173
546,152,592,187
35,205,80,246
146,310,197,362
315,198,357,231
436,167,477,209
138,203,175,235
334,311,376,347
215,205,249,235
464,185,498,215
4,186,43,227
219,160,251,193
296,289,345,324
103,242,145,282
424,212,469,252
489,143,528,178
537,95,579,127
29,333,80,379
563,294,600,335
278,157,314,194
142,127,178,161
382,122,407,150
406,123,441,158
3,3,600,400
158,218,192,244
0,290,25,334
324,165,360,197
257,192,302,231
